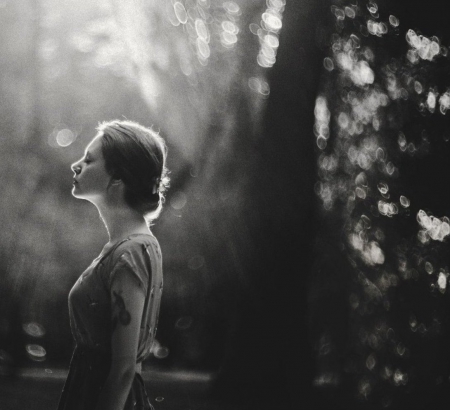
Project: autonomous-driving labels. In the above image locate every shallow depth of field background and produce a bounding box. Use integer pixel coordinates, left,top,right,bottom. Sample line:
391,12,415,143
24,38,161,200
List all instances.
2,0,450,409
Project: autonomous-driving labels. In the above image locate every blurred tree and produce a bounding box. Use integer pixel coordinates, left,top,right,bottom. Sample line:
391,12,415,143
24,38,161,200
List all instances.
110,0,328,408
309,1,450,409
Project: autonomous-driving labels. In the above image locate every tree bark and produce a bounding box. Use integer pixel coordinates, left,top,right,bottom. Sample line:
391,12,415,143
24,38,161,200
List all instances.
210,1,328,408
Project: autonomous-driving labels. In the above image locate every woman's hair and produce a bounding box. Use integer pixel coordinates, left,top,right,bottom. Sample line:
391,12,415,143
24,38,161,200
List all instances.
97,120,169,222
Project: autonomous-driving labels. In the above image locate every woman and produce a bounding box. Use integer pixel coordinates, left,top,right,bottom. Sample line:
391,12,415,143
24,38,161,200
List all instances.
57,120,169,410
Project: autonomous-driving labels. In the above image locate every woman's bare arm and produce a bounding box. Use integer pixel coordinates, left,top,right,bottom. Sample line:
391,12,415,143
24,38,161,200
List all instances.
95,267,145,410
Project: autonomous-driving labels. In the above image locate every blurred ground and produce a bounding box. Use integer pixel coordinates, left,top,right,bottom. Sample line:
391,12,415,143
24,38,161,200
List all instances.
0,367,245,410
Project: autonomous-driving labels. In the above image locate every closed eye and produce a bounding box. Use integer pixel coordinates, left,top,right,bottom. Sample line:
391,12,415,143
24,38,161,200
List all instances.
83,153,93,164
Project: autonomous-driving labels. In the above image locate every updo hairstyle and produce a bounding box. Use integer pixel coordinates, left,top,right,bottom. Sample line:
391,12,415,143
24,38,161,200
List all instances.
97,120,169,221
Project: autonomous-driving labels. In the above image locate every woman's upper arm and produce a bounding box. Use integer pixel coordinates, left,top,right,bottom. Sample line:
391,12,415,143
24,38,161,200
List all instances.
109,263,146,363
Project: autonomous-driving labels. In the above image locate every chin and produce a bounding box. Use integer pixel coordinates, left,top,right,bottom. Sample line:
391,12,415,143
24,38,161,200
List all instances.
71,186,83,199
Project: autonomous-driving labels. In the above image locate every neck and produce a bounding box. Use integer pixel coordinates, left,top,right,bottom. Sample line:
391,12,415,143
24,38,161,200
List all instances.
95,202,150,243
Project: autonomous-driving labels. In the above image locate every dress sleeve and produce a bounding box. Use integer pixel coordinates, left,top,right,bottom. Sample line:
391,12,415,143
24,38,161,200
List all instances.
108,243,150,294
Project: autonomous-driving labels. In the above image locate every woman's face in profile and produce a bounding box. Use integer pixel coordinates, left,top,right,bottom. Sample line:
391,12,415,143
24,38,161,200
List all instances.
71,135,112,201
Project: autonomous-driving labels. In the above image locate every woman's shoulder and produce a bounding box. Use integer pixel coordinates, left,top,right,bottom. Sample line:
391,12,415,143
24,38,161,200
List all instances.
120,233,158,247
102,234,160,290
109,234,160,265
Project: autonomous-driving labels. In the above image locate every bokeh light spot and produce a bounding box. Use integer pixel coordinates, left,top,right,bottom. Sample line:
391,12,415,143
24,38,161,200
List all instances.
376,147,385,161
323,57,334,71
367,2,378,14
389,15,399,27
366,353,376,370
367,241,385,265
368,20,387,37
334,8,345,21
393,369,408,386
262,11,282,32
414,81,423,94
386,162,395,175
338,112,349,129
399,195,410,208
249,23,259,35
264,33,278,48
427,91,437,112
345,6,355,19
196,37,210,60
358,378,371,398
195,19,209,42
170,191,187,210
22,322,46,338
439,91,450,114
397,343,406,356
356,187,366,199
221,31,238,47
173,2,188,24
417,210,450,242
377,182,388,194
175,316,193,330
438,272,447,292
188,255,205,270
268,0,286,9
154,346,169,359
317,136,327,150
56,128,76,147
26,344,46,362
223,1,240,15
406,30,440,61
248,77,270,96
222,20,238,35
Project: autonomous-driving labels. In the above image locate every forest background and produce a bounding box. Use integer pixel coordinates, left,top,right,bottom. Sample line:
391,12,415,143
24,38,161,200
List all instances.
2,0,450,409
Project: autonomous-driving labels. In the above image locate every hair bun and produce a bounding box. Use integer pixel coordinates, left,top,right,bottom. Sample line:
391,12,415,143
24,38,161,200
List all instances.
152,176,161,195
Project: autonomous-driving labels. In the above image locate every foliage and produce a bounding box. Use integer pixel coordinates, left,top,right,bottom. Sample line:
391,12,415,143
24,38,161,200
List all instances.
313,0,450,407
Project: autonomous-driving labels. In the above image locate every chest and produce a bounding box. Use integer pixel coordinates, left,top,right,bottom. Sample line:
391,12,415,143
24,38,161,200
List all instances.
69,260,111,319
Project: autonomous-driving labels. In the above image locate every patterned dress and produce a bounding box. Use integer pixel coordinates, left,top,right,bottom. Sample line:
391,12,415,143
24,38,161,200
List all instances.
57,233,163,410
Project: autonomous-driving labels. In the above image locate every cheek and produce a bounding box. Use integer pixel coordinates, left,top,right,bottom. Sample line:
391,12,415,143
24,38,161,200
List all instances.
80,164,111,191
93,169,112,188
83,168,105,187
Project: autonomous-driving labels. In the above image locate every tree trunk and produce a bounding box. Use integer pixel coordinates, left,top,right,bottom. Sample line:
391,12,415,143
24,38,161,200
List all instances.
210,1,328,408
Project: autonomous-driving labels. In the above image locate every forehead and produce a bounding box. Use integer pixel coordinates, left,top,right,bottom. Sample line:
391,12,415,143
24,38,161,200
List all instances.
85,134,103,155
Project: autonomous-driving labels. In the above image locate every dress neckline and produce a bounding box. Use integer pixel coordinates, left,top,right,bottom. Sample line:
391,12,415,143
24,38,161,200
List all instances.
126,233,154,239
99,233,155,260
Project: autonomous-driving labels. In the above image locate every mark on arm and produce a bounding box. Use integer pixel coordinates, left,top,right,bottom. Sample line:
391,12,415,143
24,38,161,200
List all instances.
112,290,131,332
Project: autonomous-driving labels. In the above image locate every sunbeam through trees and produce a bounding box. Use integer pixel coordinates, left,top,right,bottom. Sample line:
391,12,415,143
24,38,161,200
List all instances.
2,0,450,409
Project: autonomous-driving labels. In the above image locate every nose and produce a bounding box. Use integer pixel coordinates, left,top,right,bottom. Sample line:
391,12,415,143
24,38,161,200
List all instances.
71,162,81,175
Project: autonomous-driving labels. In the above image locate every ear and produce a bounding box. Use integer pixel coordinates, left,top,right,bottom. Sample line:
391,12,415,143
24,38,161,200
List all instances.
109,177,122,186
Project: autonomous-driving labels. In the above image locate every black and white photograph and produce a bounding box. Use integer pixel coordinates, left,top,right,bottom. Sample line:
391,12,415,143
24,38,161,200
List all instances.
1,1,450,409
